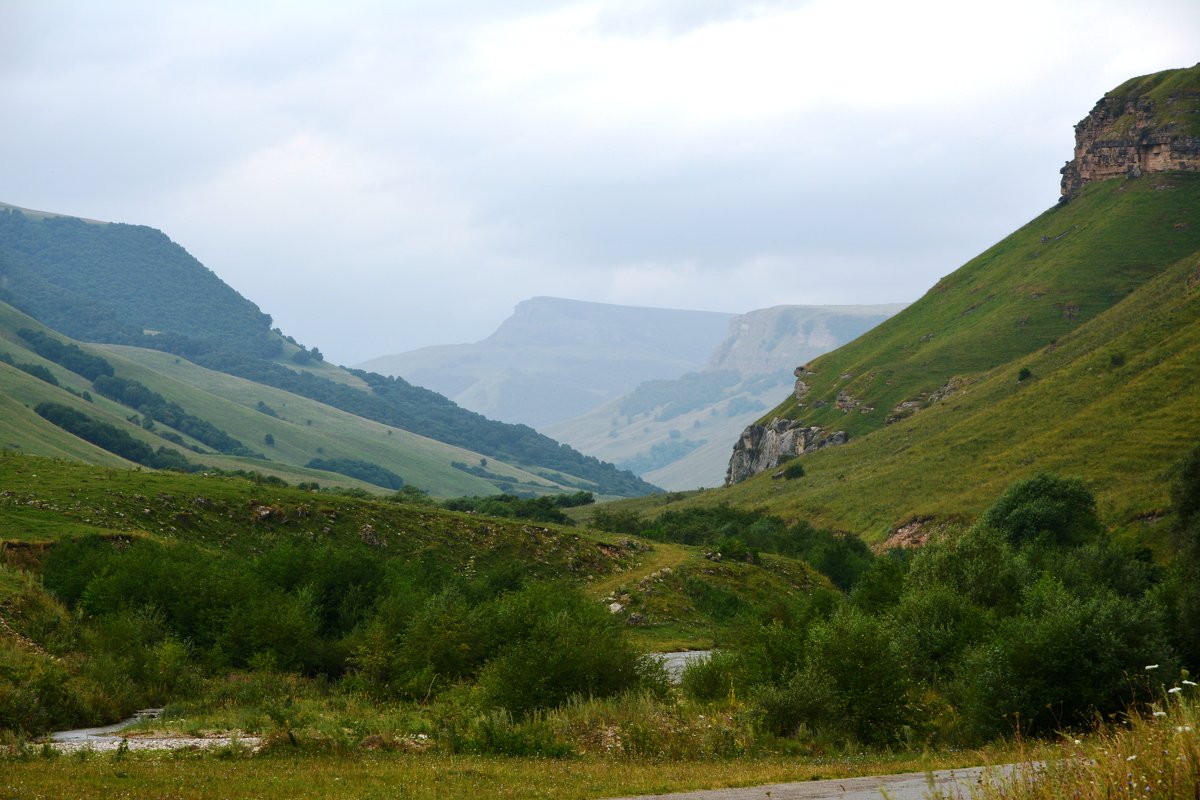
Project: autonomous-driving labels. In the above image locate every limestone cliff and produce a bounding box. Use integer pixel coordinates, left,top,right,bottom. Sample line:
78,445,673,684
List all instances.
725,418,846,485
1061,63,1200,201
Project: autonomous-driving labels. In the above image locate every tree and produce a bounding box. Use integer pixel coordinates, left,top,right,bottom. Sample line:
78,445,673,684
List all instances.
980,473,1101,548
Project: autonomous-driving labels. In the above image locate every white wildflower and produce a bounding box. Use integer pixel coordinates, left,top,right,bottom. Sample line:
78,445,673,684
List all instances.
1154,711,1167,717
1074,739,1083,745
1183,680,1197,686
1146,664,1160,671
1127,754,1138,761
1169,687,1183,694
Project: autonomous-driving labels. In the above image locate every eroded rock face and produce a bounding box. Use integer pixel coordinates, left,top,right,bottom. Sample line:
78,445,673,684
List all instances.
725,418,847,484
1061,74,1200,202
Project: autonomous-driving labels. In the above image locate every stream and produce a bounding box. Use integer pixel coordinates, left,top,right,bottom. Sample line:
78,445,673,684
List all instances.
652,650,712,682
46,654,712,750
48,709,259,752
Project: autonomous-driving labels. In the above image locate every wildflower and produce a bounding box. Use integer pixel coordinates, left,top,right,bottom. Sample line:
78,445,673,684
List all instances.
1127,755,1138,761
1154,711,1167,717
1169,687,1183,694
1146,664,1160,670
1074,739,1083,745
1183,680,1197,687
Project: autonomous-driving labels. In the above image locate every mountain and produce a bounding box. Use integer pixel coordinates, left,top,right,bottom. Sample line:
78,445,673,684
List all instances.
0,207,658,497
0,203,281,359
546,304,903,489
358,297,735,428
707,63,1200,541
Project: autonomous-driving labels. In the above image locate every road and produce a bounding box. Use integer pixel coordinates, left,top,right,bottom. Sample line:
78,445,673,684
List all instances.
604,762,1028,800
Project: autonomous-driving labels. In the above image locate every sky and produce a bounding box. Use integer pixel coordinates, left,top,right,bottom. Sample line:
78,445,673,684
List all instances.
1,1,1197,365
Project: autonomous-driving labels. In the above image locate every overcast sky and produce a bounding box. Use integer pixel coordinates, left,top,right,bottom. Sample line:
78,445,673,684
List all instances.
2,1,1196,364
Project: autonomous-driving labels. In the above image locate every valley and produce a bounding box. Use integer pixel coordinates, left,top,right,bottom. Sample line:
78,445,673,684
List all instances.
2,58,1199,800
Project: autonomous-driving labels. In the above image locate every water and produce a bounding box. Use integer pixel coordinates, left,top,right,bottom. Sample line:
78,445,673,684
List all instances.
651,650,712,682
50,708,162,743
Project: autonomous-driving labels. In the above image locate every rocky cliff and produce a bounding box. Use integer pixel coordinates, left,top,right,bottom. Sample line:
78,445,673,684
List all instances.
1061,64,1200,201
725,418,846,485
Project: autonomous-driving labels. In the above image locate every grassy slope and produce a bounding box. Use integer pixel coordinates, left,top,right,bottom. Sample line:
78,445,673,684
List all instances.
700,174,1200,542
0,301,602,497
0,454,826,650
769,174,1200,439
95,344,557,497
1104,63,1200,137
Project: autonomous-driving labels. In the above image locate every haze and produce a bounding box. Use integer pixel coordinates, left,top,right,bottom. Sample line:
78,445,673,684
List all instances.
2,0,1196,364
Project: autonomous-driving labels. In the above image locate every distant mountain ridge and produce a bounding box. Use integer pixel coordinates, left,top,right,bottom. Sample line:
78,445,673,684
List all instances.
359,297,735,428
546,304,903,489
706,304,907,375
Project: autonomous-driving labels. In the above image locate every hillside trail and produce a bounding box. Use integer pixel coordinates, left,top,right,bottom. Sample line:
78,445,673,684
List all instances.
585,540,691,602
603,762,1027,800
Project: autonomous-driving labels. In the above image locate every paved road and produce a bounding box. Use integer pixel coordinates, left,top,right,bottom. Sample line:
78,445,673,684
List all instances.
605,763,1027,800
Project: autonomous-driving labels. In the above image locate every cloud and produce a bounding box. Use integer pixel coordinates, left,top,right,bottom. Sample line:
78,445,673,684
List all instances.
1,0,1198,363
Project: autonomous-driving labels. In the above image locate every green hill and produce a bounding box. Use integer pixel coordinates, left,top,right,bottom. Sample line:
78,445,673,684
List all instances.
0,452,827,734
707,172,1200,543
0,301,631,497
0,205,658,497
0,204,281,358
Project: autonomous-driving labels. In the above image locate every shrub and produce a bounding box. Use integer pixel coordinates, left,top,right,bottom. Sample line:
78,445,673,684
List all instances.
955,576,1174,739
306,457,404,490
980,472,1102,549
680,652,739,703
888,583,990,685
800,606,913,745
782,460,805,479
475,583,662,717
590,507,644,534
906,525,1025,612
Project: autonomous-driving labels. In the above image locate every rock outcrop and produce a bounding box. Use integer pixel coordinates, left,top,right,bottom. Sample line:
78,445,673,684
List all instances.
1061,65,1200,202
725,418,847,484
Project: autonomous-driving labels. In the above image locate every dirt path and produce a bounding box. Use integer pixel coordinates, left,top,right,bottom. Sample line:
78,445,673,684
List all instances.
603,763,1028,800
587,541,692,600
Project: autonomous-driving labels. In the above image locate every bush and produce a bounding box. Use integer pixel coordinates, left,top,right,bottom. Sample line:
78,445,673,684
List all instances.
781,460,805,480
475,583,663,717
680,652,739,703
306,457,404,490
954,576,1174,739
980,472,1102,549
590,507,644,534
906,525,1025,612
888,583,990,685
799,606,913,744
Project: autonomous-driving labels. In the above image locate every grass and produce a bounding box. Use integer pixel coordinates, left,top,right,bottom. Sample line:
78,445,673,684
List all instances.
1103,64,1200,137
947,687,1199,799
0,743,1023,800
0,453,820,652
610,174,1200,545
